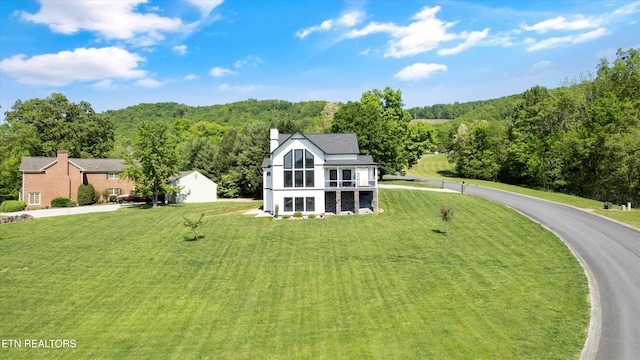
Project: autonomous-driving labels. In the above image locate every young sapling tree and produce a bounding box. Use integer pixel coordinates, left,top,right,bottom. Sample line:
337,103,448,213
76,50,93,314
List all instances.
183,213,205,241
439,204,455,235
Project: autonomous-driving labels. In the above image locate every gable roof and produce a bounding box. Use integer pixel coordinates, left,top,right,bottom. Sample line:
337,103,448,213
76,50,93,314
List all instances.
20,156,128,173
167,170,196,183
278,132,359,154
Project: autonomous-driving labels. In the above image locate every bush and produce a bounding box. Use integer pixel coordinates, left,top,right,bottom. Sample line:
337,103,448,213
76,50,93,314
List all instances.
0,200,26,213
274,204,279,218
282,215,291,219
109,195,117,203
78,184,99,206
293,212,303,218
51,197,75,208
307,214,316,219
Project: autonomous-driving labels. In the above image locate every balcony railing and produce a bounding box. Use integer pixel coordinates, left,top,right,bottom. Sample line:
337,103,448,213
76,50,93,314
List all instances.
324,180,376,188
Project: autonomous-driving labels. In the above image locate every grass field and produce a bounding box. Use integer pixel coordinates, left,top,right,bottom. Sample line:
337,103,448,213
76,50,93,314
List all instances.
0,191,588,359
407,154,640,228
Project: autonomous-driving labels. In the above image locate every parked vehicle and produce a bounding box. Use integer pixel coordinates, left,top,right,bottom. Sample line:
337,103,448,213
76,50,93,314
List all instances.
117,193,165,203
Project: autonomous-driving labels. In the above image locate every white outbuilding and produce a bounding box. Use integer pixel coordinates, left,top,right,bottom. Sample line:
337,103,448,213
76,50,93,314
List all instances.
168,170,217,204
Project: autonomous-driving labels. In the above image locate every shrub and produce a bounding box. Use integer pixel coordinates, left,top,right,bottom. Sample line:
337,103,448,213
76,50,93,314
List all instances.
274,204,279,218
51,197,75,208
293,212,303,218
109,195,117,203
78,184,99,206
0,200,26,213
307,214,316,219
282,215,291,219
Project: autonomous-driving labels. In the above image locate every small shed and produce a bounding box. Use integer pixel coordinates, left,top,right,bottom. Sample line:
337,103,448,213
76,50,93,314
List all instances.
168,170,217,204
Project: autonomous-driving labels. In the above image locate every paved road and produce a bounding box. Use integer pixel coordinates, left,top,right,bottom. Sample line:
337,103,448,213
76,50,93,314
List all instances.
393,175,640,360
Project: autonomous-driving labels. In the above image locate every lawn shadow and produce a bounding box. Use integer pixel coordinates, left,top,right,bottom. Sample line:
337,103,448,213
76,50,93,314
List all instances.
431,229,446,235
437,170,457,177
183,235,206,242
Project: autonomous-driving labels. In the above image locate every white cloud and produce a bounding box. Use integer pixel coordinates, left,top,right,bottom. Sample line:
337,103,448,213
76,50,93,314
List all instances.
521,15,602,33
218,83,262,92
345,6,486,58
183,0,224,16
92,79,115,90
438,28,490,55
296,10,365,39
532,60,553,70
394,63,447,81
526,27,609,51
612,1,640,15
19,0,189,45
184,74,198,80
234,55,264,69
0,47,146,86
173,45,188,55
135,78,164,88
210,66,237,77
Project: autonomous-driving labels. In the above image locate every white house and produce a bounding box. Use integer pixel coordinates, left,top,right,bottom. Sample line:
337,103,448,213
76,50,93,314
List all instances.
262,128,378,216
168,170,217,204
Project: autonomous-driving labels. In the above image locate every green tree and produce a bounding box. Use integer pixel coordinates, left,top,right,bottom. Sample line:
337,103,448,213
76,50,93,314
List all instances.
121,121,181,207
332,87,417,179
4,93,114,158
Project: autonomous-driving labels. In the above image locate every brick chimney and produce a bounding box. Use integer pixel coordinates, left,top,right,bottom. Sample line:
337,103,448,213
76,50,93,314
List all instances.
57,150,69,173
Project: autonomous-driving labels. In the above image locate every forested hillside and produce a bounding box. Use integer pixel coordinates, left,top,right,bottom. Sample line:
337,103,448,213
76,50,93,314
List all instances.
447,48,639,205
105,99,332,137
1,48,637,204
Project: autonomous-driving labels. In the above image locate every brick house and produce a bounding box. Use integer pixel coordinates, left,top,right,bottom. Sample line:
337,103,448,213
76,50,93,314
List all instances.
19,150,134,209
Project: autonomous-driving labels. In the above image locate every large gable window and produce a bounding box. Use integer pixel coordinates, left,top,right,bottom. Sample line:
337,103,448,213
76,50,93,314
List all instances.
283,149,314,188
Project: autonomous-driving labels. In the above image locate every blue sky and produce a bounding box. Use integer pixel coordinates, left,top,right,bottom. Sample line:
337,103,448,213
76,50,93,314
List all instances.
1,0,639,118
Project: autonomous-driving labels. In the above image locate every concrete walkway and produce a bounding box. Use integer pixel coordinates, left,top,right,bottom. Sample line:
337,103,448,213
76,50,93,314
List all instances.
2,204,124,218
378,184,458,192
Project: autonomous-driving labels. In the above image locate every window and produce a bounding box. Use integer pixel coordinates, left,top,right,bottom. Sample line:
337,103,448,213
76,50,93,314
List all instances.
284,171,292,187
306,197,315,212
294,171,304,187
28,192,40,206
295,198,304,212
294,149,304,168
107,188,122,195
305,170,314,187
330,169,337,187
284,151,292,169
305,150,314,168
106,172,118,179
283,149,315,188
284,198,293,212
342,169,352,187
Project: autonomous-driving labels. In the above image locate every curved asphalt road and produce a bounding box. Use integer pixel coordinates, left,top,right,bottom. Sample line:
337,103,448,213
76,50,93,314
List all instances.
393,175,640,360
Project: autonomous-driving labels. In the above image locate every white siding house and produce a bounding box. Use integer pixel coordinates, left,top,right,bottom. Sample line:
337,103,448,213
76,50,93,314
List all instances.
168,170,217,204
262,129,378,216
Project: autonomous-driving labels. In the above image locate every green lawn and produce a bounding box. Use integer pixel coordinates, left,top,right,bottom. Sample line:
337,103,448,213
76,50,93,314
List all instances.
0,191,588,359
408,154,640,228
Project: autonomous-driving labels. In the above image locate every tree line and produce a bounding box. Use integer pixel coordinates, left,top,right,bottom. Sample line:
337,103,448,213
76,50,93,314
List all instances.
448,48,639,205
1,47,636,205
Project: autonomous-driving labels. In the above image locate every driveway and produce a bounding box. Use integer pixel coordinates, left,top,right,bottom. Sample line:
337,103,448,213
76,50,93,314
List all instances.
2,204,124,218
391,175,640,360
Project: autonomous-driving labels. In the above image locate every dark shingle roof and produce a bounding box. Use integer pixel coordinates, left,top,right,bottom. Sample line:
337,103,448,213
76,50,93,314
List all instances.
324,155,377,166
20,157,128,172
278,132,359,154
